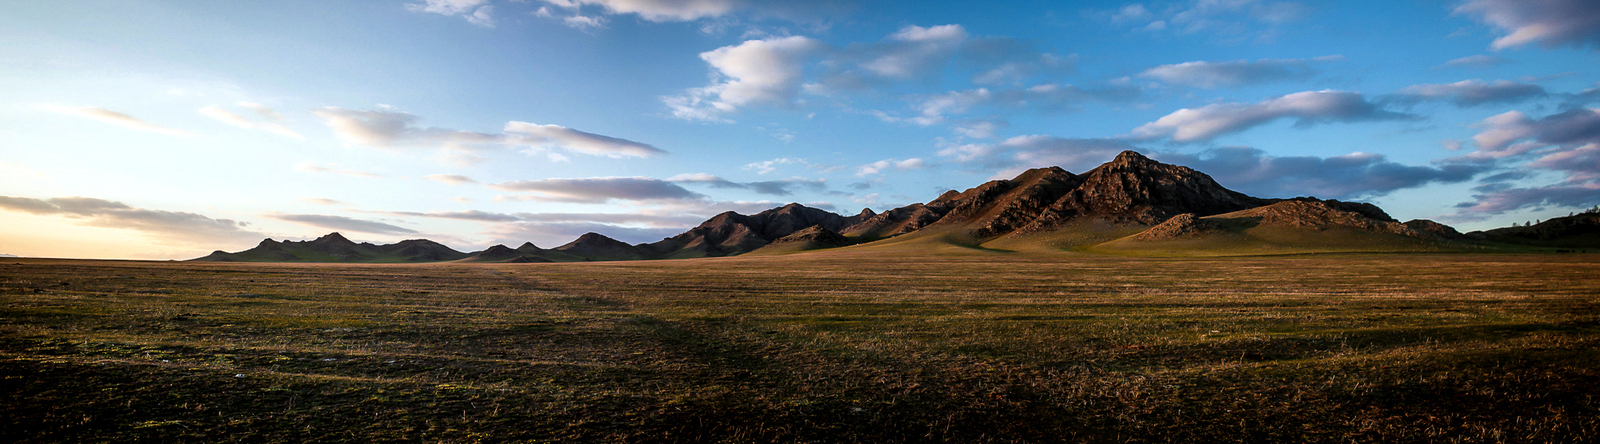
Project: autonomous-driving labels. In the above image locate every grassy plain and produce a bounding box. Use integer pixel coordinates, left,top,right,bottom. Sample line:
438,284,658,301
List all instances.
2,251,1598,442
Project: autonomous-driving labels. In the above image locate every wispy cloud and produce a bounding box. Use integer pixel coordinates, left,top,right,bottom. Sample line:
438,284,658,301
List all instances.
269,214,419,235
37,105,198,138
199,103,303,140
295,163,384,179
1438,54,1512,68
425,174,479,185
1130,90,1411,143
406,0,494,26
0,195,261,244
667,173,826,196
491,177,704,203
312,106,666,159
1137,56,1336,88
1389,79,1547,107
503,122,668,158
743,157,805,174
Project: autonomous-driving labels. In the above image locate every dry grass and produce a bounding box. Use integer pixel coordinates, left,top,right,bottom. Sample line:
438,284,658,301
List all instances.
2,251,1598,442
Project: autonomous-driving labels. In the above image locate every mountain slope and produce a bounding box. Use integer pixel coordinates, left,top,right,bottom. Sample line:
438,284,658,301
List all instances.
1093,200,1464,256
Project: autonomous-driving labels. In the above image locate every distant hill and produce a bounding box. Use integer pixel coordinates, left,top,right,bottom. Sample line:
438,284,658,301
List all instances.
194,233,471,263
194,151,1593,262
1470,212,1600,249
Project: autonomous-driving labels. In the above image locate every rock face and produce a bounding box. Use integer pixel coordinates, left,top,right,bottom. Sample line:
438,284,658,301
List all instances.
765,225,852,250
1404,219,1466,239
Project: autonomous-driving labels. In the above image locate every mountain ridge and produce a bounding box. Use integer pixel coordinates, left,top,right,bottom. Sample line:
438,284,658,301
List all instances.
194,151,1592,262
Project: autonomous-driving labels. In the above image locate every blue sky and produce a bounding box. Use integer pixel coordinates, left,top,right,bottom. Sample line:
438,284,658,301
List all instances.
2,0,1598,259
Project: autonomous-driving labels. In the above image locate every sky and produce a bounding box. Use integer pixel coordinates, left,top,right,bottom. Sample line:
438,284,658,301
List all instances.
2,0,1598,259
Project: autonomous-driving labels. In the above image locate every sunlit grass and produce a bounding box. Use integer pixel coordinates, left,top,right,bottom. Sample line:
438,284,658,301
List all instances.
3,252,1598,442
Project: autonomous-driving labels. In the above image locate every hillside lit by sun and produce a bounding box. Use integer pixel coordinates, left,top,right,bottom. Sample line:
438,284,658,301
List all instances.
2,0,1597,259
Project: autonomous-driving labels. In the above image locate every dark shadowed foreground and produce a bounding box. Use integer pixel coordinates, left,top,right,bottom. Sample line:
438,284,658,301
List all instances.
3,252,1598,443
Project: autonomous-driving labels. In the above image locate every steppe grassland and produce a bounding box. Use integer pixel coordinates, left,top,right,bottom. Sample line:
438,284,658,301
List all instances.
2,251,1597,442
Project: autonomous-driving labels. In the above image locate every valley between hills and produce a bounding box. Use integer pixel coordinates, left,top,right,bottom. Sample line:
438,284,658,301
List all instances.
196,151,1600,264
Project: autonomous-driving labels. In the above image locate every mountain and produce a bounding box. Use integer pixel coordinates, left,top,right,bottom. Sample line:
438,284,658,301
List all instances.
843,151,1266,245
554,232,647,261
196,151,1593,262
195,233,473,263
639,203,875,258
846,151,1479,255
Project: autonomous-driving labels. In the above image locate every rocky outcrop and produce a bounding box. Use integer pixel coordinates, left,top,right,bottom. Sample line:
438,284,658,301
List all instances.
1133,213,1219,241
765,225,852,250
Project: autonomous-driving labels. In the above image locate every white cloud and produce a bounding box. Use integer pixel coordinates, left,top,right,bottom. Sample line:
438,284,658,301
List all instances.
1456,0,1600,50
743,157,804,174
1130,90,1410,142
540,0,740,22
38,105,198,138
1109,0,1310,39
855,158,927,177
859,24,968,79
954,120,1004,139
895,83,1139,126
664,35,825,122
562,14,606,30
